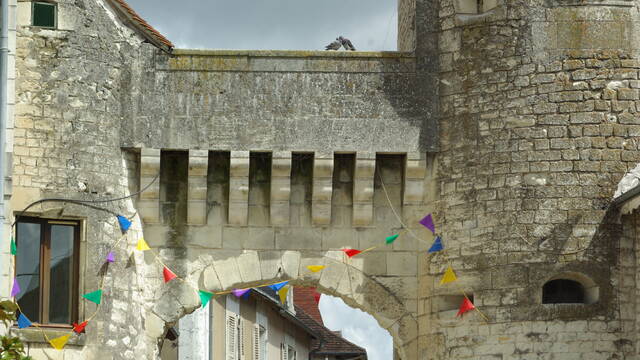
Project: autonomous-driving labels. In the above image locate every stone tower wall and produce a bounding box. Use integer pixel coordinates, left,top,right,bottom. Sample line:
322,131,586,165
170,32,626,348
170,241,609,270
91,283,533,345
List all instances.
420,0,640,358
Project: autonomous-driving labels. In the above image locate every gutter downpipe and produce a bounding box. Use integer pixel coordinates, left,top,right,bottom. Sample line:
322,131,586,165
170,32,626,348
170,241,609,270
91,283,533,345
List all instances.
0,0,8,296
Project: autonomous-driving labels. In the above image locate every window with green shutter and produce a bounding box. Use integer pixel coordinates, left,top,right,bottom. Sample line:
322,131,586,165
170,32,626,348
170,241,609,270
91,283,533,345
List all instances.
32,2,57,28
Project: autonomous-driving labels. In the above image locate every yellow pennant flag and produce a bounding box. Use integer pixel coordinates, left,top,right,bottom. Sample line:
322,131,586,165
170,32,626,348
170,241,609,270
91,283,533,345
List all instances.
136,238,150,251
307,265,325,273
278,285,290,303
440,265,457,285
49,333,71,350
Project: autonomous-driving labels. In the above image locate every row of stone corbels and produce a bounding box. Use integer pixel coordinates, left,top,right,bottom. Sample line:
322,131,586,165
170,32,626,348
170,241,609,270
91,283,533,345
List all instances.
137,148,427,226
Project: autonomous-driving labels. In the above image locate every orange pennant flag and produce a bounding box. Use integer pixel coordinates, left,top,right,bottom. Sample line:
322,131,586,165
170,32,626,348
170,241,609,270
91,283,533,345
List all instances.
342,248,362,258
457,297,475,317
163,267,177,283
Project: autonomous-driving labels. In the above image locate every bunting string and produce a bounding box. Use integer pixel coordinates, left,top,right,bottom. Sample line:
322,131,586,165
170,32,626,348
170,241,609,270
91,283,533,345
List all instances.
3,170,493,351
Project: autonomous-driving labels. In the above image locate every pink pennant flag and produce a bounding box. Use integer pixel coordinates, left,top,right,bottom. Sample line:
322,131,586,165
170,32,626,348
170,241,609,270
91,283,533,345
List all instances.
106,251,115,263
11,277,20,297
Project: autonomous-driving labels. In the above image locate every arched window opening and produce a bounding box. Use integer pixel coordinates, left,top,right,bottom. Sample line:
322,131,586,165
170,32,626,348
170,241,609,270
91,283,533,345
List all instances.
542,274,599,305
542,279,585,304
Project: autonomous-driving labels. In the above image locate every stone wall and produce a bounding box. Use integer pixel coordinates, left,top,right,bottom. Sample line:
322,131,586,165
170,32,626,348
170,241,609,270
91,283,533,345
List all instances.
419,0,640,358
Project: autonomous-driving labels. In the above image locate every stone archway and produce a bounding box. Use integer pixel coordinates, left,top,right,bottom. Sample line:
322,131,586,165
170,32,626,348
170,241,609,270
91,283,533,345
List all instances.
145,249,417,359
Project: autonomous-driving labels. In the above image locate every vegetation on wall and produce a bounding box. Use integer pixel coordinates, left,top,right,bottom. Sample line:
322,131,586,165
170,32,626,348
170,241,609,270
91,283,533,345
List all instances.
0,300,31,360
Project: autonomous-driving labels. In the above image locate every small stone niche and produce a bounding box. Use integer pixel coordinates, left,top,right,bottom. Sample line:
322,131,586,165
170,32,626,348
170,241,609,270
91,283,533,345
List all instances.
455,0,499,14
541,273,599,305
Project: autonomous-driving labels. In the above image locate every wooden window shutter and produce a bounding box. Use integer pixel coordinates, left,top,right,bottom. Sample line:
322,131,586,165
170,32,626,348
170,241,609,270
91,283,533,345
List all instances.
253,324,260,360
280,343,288,360
239,317,245,360
226,314,237,360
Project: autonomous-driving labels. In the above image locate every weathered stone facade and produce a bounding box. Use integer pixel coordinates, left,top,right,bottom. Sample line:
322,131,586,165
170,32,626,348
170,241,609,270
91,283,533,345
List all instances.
6,0,640,359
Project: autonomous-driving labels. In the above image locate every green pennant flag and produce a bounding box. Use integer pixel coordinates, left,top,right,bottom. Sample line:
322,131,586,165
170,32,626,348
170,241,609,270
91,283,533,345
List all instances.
199,291,214,308
385,234,400,244
82,289,103,305
10,237,16,255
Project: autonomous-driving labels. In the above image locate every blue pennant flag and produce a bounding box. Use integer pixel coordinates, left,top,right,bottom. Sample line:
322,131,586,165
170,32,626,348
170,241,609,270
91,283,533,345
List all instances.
117,215,132,233
268,281,289,292
428,236,444,253
17,313,32,329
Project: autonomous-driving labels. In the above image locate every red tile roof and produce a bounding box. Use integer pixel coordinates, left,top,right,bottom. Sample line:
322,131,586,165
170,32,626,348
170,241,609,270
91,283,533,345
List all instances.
294,287,324,325
295,306,368,359
105,0,173,50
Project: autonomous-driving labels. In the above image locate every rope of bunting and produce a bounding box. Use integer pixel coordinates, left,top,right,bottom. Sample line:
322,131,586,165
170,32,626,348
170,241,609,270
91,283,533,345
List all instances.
4,172,489,350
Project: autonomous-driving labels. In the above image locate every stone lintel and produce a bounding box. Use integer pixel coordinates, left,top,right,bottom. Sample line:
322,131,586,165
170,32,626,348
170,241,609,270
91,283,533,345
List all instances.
229,151,250,226
404,152,426,206
188,150,209,225
271,152,292,226
353,152,376,227
139,148,160,224
312,153,334,226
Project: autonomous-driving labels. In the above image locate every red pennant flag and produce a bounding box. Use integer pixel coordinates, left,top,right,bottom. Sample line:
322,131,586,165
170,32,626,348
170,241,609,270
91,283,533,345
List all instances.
313,291,321,304
457,297,475,317
73,321,88,334
342,248,362,258
163,267,177,283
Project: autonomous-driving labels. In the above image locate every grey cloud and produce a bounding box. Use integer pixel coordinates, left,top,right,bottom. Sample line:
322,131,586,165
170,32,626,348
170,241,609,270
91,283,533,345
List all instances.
126,0,397,51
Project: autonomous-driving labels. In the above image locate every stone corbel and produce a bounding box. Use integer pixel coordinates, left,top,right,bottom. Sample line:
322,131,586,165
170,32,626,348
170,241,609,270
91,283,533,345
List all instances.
139,148,161,224
403,152,427,206
271,152,292,226
353,152,376,227
187,150,209,225
312,153,333,226
228,151,250,226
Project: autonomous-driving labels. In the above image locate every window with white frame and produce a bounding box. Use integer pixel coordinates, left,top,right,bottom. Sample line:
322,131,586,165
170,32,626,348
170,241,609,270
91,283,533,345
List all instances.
254,305,268,360
226,295,244,360
281,334,296,360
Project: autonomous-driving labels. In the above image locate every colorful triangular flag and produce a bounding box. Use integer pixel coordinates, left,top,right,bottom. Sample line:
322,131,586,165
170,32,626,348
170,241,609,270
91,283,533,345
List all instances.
342,248,362,258
17,313,32,329
117,215,132,233
105,251,115,263
199,291,214,308
307,265,325,273
49,334,71,350
232,288,251,298
420,213,435,234
313,291,321,304
73,321,88,334
82,289,103,305
163,267,177,283
268,281,289,292
278,286,290,303
11,277,20,297
385,234,400,244
440,265,457,285
457,297,475,317
428,236,444,253
136,238,150,251
10,237,16,255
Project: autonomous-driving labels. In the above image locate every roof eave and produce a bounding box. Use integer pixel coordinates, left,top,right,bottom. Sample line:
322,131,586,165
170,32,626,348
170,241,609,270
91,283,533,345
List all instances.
103,0,174,53
612,183,640,215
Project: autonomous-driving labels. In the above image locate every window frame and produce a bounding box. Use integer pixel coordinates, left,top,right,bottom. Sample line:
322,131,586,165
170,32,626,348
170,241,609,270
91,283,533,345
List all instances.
14,216,81,327
31,1,58,29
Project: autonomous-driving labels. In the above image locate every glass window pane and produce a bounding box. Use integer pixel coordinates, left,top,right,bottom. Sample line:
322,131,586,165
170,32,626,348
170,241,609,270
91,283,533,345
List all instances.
48,225,74,324
33,2,56,28
16,222,41,323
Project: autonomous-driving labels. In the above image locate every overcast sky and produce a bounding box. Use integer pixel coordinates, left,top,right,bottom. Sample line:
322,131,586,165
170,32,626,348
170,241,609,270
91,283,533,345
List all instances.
320,295,393,360
126,0,397,51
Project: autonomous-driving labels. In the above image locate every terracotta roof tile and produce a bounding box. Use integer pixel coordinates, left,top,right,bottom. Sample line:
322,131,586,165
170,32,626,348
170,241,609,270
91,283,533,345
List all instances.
105,0,173,50
294,296,368,359
293,287,324,324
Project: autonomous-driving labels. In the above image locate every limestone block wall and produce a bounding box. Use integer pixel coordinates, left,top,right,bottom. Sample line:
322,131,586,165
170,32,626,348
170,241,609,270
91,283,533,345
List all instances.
418,0,640,358
11,0,162,358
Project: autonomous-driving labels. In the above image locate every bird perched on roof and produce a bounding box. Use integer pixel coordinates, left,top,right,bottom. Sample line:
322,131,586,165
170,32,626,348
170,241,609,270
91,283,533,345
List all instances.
339,36,356,51
325,38,342,50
